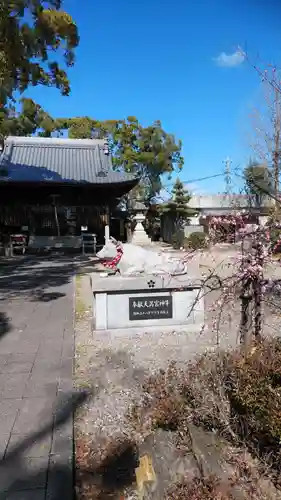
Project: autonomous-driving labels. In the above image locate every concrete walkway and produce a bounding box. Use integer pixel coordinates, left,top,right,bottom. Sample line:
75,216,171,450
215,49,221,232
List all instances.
0,258,80,499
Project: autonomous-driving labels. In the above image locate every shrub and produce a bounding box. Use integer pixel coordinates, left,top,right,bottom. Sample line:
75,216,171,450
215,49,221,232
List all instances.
129,355,234,442
185,231,207,250
225,338,281,463
130,338,281,473
171,231,184,249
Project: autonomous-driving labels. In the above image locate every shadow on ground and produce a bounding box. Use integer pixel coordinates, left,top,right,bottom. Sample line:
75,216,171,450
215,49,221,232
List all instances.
76,442,138,499
0,256,96,301
0,390,90,500
0,311,11,338
0,387,138,499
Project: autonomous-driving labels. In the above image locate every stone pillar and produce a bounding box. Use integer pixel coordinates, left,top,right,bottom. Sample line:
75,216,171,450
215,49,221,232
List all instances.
131,212,151,246
105,224,110,243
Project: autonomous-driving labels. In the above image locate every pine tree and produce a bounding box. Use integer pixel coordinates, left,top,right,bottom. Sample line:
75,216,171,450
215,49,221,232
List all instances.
161,178,194,230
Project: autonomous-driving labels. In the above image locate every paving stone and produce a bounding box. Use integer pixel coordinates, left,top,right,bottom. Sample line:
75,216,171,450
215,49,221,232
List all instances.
32,359,62,374
19,333,44,345
59,358,73,378
49,451,73,469
0,373,30,399
9,353,37,364
0,262,75,499
7,433,52,459
0,353,12,366
35,347,62,363
0,341,22,355
61,341,74,359
0,490,46,500
8,342,40,355
51,421,73,457
39,337,63,351
23,375,58,399
47,454,73,500
13,398,55,434
0,362,34,374
0,434,10,460
0,399,22,434
2,456,49,491
57,378,73,393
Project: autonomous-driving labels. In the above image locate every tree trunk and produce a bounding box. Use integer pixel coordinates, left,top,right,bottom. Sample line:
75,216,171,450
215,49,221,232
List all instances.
240,278,253,350
253,278,262,341
273,87,280,204
253,235,264,341
240,237,253,352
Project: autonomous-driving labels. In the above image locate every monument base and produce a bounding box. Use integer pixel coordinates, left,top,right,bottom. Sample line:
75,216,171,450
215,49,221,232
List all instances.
90,274,204,333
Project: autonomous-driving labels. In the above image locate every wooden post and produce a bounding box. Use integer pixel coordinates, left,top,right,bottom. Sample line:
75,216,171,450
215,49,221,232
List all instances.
253,278,262,341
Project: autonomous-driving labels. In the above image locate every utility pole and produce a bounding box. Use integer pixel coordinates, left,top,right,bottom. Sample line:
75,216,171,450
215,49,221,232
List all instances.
223,157,232,194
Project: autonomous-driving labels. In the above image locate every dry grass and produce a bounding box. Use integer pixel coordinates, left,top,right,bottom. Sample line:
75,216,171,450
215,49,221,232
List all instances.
128,339,281,498
75,336,281,499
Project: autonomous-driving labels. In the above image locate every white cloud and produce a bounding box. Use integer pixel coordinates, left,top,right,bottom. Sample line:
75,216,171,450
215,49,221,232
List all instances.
213,49,245,68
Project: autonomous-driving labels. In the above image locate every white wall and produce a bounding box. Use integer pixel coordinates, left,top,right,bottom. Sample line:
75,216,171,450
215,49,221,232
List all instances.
188,194,273,211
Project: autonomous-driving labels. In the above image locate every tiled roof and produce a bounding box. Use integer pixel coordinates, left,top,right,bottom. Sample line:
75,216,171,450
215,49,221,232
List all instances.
0,136,138,185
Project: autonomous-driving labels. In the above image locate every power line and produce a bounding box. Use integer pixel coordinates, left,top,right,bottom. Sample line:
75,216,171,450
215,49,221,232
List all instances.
164,172,224,188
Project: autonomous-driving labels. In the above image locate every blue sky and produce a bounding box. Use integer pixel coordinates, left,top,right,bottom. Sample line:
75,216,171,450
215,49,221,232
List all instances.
24,0,281,194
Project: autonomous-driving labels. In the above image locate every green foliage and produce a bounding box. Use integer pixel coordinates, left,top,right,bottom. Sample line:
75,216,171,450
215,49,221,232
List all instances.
171,231,184,249
56,117,106,139
0,1,79,105
108,118,183,200
54,116,184,201
185,231,207,250
244,160,273,206
161,178,194,227
0,98,58,137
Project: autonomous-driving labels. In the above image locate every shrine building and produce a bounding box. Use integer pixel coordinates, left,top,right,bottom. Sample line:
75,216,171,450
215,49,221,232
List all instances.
0,136,138,252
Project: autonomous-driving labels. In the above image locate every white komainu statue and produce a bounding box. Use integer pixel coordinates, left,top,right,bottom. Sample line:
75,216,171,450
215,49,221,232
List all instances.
96,237,188,276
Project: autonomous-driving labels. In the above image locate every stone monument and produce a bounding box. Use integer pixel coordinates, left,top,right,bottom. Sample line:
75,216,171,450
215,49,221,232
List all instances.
130,200,152,246
92,237,204,333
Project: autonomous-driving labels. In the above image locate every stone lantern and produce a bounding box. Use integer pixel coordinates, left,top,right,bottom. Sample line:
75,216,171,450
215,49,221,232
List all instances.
131,200,152,246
